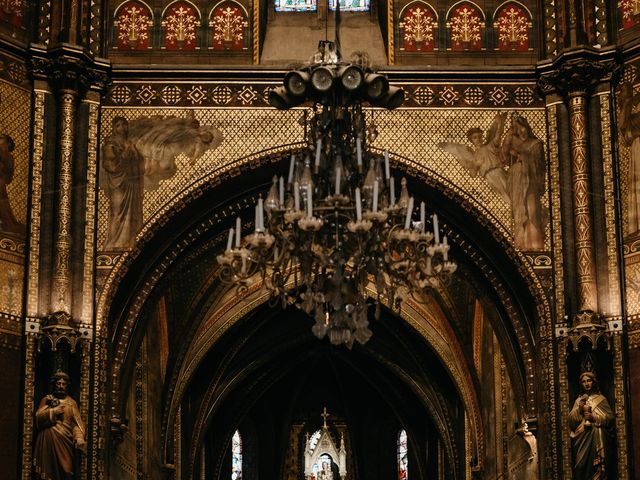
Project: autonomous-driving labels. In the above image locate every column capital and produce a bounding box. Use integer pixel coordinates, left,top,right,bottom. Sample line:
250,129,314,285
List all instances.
27,46,111,95
537,47,623,98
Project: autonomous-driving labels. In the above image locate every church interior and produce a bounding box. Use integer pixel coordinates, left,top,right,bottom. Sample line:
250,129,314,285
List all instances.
0,0,639,479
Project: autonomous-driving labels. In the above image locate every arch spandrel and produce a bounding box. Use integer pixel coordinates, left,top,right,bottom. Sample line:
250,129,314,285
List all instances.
97,107,550,254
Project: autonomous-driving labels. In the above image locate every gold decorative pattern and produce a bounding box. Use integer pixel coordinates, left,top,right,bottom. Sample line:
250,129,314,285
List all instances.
26,89,47,318
252,0,259,63
599,93,622,316
568,93,597,313
545,99,562,476
0,80,29,226
52,92,76,312
388,0,394,64
81,98,100,324
613,333,629,479
20,335,36,480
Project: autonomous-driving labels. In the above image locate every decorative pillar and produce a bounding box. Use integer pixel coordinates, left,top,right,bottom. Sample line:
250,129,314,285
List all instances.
538,49,623,480
51,89,76,313
568,88,598,315
25,51,109,480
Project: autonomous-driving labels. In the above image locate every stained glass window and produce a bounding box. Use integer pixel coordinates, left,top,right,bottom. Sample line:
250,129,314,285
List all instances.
398,429,408,480
232,430,242,480
328,0,370,11
275,0,317,12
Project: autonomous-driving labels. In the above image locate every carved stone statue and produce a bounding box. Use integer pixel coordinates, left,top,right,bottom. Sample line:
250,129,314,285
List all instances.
0,134,25,238
568,372,614,480
34,371,86,480
619,82,640,236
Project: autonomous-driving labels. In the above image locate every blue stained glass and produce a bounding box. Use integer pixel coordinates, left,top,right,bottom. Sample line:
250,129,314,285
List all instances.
275,0,317,12
232,430,242,480
328,0,370,12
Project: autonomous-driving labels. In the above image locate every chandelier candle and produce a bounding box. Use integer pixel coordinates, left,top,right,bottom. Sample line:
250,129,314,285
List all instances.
404,197,414,230
384,150,390,180
288,154,296,184
218,41,456,347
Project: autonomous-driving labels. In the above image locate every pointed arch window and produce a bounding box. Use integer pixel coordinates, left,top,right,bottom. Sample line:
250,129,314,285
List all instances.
398,429,408,479
275,0,317,12
328,0,370,12
232,430,242,480
114,1,154,50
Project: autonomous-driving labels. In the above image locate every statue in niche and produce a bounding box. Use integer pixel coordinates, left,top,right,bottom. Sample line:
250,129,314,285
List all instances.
619,83,640,236
0,134,25,238
438,112,511,204
33,371,86,480
100,113,222,249
568,371,614,480
439,113,547,250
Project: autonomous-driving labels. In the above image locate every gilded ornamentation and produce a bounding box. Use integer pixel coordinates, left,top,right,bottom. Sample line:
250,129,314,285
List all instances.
104,81,544,108
387,0,394,64
162,2,198,50
599,94,622,316
21,336,37,480
494,3,530,51
210,3,248,51
26,89,46,318
447,3,483,51
619,83,640,237
399,3,437,52
619,0,640,28
253,0,259,63
613,334,629,479
0,0,24,27
52,92,76,313
569,93,598,314
115,2,153,50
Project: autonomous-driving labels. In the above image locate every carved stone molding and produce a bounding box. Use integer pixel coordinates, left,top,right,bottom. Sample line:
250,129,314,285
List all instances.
27,49,111,94
38,310,88,352
537,48,623,97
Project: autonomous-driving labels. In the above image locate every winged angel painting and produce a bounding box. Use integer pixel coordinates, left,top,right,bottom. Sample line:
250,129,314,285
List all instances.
439,113,546,250
100,113,222,250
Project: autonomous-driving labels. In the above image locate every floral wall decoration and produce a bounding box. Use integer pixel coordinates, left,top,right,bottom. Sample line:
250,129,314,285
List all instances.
494,2,530,51
0,0,24,28
619,0,640,29
115,1,153,50
210,2,249,51
447,2,484,51
399,2,438,52
162,2,199,50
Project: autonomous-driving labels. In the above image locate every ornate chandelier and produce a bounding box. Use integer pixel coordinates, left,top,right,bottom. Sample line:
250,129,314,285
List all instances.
217,42,456,348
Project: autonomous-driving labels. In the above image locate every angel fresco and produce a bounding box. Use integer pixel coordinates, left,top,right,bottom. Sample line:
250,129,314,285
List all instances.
100,113,223,250
438,112,511,204
438,113,547,250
